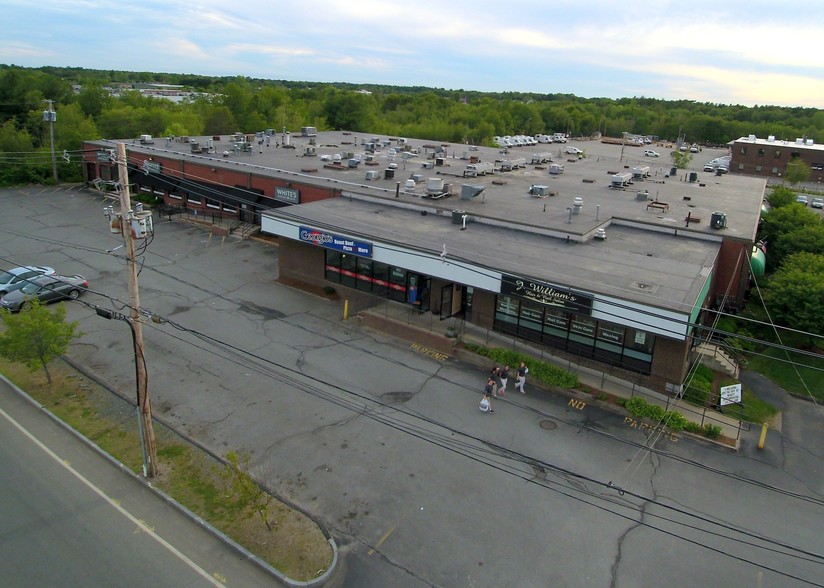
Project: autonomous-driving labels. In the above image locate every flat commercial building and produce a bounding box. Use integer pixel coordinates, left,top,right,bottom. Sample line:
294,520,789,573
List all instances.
83,132,766,394
730,134,824,182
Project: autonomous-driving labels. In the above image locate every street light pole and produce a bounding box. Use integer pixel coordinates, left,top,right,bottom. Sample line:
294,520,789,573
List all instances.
115,142,158,477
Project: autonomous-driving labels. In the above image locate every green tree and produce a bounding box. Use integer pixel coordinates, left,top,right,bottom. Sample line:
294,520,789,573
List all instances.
767,186,797,208
671,150,693,169
784,158,811,186
757,204,821,271
762,253,824,345
0,299,82,384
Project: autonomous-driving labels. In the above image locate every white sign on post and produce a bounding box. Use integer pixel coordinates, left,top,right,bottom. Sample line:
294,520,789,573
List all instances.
719,383,742,406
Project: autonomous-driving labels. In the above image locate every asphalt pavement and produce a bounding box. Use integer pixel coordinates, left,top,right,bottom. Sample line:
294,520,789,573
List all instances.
2,185,823,588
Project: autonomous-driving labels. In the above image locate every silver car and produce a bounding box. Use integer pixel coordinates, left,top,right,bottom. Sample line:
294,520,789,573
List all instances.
0,274,88,312
0,265,55,296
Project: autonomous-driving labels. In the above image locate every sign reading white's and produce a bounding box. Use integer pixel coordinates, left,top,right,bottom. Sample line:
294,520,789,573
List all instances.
502,274,593,314
275,186,300,204
299,226,372,257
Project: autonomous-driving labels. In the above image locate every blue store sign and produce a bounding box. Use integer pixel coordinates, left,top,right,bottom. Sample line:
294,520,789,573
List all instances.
299,226,373,257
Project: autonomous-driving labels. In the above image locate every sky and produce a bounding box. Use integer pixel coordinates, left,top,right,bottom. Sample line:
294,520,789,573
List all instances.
2,0,824,108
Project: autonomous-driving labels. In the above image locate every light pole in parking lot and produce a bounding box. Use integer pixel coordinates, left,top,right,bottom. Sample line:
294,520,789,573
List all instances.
98,142,158,477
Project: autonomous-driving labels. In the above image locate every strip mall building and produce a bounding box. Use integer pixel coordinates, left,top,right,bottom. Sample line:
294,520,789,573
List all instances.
84,132,765,395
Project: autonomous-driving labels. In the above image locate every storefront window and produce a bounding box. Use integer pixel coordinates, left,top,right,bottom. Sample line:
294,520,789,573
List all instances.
389,267,406,302
518,300,543,341
356,258,373,291
372,263,389,297
339,254,357,288
325,250,342,283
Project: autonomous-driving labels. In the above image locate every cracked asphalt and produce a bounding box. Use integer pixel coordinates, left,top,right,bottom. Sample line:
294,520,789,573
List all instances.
2,186,823,588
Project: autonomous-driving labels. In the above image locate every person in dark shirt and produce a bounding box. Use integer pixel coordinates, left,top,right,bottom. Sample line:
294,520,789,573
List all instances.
497,365,510,396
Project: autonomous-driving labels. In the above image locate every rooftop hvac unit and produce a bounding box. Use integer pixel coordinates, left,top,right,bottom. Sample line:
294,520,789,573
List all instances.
594,228,607,240
404,179,416,190
460,184,485,200
426,177,444,195
711,211,727,229
384,168,395,179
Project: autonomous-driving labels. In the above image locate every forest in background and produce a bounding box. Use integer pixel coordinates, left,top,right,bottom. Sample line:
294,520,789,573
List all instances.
1,64,823,185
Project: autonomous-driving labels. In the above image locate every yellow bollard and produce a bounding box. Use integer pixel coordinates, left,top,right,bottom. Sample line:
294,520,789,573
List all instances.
757,422,768,449
343,299,349,321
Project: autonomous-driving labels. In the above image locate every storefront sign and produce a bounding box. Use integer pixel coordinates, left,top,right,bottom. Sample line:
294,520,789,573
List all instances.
502,275,593,314
300,226,372,257
275,186,300,204
142,160,162,174
96,150,114,163
597,326,624,344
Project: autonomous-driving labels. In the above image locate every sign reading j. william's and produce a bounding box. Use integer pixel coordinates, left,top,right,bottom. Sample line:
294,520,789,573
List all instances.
501,275,593,314
299,226,373,257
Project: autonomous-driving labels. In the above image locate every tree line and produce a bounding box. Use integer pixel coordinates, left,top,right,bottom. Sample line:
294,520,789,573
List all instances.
1,63,823,185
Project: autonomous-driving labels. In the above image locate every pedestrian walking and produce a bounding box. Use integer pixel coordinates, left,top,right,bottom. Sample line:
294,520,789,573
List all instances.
489,366,499,396
516,362,528,394
497,365,510,396
479,392,494,413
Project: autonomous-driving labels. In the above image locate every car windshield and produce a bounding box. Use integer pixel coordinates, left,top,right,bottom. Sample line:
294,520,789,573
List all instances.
19,282,42,294
0,271,14,285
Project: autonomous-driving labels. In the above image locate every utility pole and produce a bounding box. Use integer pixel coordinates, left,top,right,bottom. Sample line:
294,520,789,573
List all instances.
115,142,158,477
43,100,58,183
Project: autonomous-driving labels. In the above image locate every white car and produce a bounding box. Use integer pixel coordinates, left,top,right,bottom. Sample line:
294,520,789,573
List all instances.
812,197,824,209
0,265,56,296
565,146,583,155
796,194,808,206
643,150,660,158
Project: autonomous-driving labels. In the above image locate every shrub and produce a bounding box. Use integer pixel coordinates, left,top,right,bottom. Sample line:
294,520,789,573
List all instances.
662,411,689,431
465,345,579,388
683,421,703,434
703,424,722,439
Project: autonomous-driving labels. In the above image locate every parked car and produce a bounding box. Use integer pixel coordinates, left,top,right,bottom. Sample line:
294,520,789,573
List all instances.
811,197,824,209
690,145,700,153
643,150,660,158
796,194,809,206
0,274,88,312
0,265,55,296
565,146,583,155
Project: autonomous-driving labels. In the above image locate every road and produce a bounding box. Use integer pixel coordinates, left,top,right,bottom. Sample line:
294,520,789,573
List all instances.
2,185,823,587
0,377,283,587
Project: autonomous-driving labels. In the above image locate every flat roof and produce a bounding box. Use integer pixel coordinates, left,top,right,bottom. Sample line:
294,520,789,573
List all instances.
92,131,766,245
89,132,767,313
264,196,720,315
733,135,824,153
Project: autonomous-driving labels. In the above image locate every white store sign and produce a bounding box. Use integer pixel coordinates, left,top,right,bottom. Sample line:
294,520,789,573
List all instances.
719,383,742,406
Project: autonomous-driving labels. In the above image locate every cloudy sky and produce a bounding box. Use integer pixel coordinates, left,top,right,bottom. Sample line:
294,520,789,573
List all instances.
3,0,823,108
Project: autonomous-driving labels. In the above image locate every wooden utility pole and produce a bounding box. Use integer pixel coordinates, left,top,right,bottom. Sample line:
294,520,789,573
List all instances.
44,100,58,183
116,142,158,477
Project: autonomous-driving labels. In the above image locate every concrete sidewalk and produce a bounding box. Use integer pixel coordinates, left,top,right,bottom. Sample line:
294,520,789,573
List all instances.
358,302,744,447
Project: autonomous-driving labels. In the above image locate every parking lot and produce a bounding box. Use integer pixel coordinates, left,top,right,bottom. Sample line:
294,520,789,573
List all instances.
2,185,823,588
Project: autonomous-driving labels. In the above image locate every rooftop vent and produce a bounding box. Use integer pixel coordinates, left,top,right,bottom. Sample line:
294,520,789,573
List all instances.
460,184,486,200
